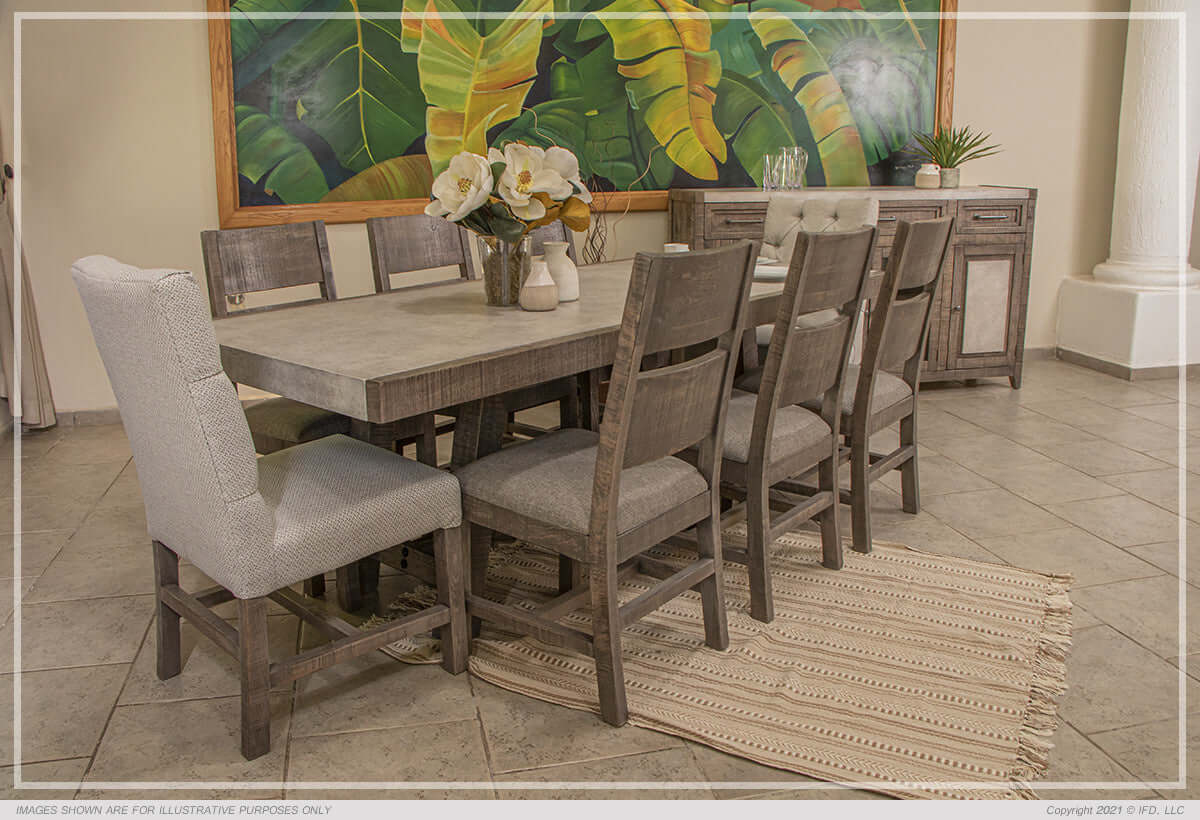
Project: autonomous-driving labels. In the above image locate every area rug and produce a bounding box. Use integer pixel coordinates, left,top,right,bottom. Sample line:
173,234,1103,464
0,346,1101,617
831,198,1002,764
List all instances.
377,526,1072,800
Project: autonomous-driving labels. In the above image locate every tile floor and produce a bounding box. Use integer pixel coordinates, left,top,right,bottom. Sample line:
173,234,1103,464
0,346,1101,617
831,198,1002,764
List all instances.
0,358,1197,800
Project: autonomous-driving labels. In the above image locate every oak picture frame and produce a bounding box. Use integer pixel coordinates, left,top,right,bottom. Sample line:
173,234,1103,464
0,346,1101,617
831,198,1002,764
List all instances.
207,0,958,229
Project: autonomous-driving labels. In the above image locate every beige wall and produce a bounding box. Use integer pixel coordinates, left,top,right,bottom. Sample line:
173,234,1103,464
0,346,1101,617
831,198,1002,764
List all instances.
2,0,1128,412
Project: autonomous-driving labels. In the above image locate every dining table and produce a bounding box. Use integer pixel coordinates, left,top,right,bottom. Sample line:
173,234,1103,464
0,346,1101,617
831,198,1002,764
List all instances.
215,257,787,469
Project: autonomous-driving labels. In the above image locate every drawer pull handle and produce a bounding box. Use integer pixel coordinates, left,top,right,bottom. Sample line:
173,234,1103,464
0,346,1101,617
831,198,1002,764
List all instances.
973,214,1010,221
721,216,762,224
878,216,898,223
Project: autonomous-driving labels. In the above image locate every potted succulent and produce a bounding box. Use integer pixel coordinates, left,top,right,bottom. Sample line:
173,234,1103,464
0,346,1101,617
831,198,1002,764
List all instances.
910,126,1002,188
426,143,591,306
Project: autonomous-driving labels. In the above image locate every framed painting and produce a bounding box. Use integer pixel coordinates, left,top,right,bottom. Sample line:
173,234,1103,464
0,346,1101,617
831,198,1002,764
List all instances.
208,0,957,228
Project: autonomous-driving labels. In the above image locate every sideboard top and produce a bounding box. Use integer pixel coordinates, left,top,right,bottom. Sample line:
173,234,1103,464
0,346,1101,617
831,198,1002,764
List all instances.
670,186,1036,203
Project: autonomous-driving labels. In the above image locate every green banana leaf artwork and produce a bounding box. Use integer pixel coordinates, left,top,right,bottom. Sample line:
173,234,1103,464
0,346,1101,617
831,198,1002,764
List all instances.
224,0,946,212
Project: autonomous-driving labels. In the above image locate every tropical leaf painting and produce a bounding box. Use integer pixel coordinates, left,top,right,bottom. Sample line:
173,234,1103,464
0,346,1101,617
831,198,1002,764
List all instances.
226,0,944,208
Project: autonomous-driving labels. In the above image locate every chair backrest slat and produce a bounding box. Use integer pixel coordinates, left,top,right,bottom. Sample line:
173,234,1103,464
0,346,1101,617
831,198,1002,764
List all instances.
859,217,954,391
590,241,757,537
366,214,477,293
72,256,272,598
200,221,335,318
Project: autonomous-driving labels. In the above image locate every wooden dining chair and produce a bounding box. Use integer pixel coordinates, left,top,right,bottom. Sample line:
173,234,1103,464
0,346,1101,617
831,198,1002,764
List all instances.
200,221,351,456
528,221,579,262
841,217,954,553
725,227,876,623
456,241,758,726
72,256,468,760
366,213,478,292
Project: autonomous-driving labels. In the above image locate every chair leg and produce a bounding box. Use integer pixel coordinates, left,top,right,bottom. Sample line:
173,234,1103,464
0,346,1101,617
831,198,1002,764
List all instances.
694,514,729,650
152,541,181,681
335,564,363,611
434,525,469,674
415,413,439,466
818,450,844,570
850,432,872,555
899,413,920,515
589,558,628,726
237,597,271,760
303,575,326,598
557,556,583,596
468,524,493,636
745,477,774,623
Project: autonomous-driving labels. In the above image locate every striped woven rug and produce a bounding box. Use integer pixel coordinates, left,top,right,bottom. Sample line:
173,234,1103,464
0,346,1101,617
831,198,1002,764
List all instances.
383,527,1072,800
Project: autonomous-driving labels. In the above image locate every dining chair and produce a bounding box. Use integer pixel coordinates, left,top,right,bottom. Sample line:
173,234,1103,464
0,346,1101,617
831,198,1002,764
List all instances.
726,227,876,623
455,241,758,726
760,194,879,264
839,217,954,553
72,256,468,760
366,213,478,292
527,221,579,262
200,221,352,456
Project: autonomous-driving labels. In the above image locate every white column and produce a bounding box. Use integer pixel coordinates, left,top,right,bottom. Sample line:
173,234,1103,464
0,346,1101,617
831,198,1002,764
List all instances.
1057,0,1200,374
1093,0,1198,287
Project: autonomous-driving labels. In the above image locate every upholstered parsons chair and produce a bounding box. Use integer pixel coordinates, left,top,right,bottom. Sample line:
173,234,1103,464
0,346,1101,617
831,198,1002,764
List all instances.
760,194,880,264
71,256,469,760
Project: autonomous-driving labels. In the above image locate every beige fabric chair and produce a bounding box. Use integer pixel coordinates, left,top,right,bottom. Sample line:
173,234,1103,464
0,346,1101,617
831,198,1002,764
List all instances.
760,194,879,263
72,256,468,760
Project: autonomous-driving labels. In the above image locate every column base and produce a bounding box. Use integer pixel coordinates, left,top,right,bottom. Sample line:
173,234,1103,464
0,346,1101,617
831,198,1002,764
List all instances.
1093,258,1200,288
1057,275,1200,378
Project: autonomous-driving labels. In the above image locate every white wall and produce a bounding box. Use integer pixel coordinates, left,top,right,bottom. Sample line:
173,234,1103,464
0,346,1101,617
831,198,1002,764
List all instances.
2,0,1129,412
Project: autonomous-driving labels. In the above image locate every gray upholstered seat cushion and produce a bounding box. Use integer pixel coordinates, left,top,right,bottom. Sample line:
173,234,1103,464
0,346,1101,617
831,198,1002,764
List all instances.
244,397,351,443
836,367,913,417
722,390,832,463
256,434,461,594
456,428,707,536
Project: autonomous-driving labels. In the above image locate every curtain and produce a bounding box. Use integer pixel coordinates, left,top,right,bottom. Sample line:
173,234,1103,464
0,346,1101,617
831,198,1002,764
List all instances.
0,168,56,429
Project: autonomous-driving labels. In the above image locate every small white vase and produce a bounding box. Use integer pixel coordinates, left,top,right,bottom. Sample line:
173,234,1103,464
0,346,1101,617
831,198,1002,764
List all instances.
915,163,941,189
519,256,558,311
543,241,579,302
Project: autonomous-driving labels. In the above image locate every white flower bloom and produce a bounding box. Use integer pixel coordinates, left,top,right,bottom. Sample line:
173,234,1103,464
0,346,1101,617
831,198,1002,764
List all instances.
496,143,573,220
543,146,592,204
487,147,505,164
425,152,493,222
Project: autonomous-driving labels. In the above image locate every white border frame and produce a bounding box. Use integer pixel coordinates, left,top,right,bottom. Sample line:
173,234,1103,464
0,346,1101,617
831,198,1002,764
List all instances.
8,7,1190,796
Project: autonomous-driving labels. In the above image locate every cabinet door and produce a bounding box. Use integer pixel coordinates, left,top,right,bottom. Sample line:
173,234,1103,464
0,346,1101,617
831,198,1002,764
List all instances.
945,241,1025,371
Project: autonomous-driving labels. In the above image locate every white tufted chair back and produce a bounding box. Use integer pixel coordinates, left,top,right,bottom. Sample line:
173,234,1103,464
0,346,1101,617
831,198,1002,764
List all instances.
761,194,879,263
72,256,276,597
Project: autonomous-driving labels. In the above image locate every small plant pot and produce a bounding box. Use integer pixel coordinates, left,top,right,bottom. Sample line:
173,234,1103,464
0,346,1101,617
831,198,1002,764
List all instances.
939,167,961,188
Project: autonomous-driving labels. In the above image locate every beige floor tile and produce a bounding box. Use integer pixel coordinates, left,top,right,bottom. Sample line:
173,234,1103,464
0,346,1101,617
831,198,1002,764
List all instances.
1103,468,1200,520
976,527,1164,588
1045,494,1181,548
1073,605,1103,630
496,747,713,799
878,455,996,497
688,742,831,799
1024,398,1145,429
1072,575,1200,659
0,664,128,765
81,694,290,797
40,426,132,466
1034,723,1158,798
969,461,1124,506
923,433,1054,472
1059,627,1199,735
2,495,94,535
0,530,71,580
0,757,91,799
870,515,1003,563
1124,403,1200,432
474,678,682,774
1068,380,1176,409
0,429,67,465
1142,445,1200,475
120,614,298,705
1126,533,1200,587
742,786,892,799
5,458,127,504
25,536,156,602
1030,440,1171,477
65,504,148,551
921,488,1067,540
95,462,142,509
1089,714,1200,795
1077,418,1187,454
286,719,492,799
0,594,154,673
290,651,476,738
909,407,990,440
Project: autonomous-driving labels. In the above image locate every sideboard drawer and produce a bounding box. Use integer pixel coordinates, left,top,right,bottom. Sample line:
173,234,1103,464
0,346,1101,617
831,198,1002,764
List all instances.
877,202,947,236
956,200,1026,233
706,206,767,239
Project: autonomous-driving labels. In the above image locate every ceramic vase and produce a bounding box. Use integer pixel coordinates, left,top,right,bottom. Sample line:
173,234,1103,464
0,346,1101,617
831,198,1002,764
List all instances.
915,163,941,189
939,167,961,189
481,236,530,306
542,241,579,302
519,256,558,311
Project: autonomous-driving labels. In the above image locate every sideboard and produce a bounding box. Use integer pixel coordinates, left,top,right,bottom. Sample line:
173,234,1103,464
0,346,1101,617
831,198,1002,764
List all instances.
668,186,1038,388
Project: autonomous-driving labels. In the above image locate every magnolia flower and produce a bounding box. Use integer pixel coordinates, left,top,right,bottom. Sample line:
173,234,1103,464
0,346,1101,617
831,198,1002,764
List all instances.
496,143,573,220
425,152,492,222
543,146,593,204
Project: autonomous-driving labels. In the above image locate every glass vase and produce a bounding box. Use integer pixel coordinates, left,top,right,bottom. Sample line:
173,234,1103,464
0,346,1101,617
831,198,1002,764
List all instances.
481,236,531,307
